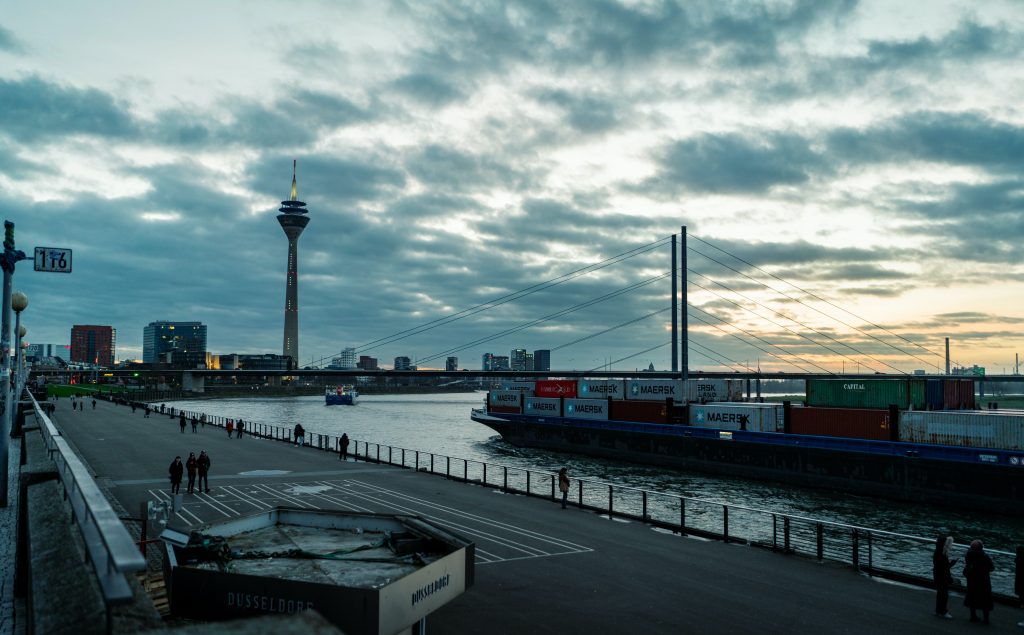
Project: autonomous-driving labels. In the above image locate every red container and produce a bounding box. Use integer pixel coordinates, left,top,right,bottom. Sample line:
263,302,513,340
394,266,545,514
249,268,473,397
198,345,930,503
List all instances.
535,380,577,398
789,407,890,441
942,379,975,410
488,405,522,414
610,400,668,424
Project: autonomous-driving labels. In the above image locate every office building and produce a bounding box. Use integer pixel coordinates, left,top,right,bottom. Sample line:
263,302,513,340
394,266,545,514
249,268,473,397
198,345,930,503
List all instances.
330,347,357,369
394,356,413,371
358,355,379,370
533,349,551,372
482,353,495,371
510,348,528,371
70,325,116,367
143,321,207,368
446,356,458,371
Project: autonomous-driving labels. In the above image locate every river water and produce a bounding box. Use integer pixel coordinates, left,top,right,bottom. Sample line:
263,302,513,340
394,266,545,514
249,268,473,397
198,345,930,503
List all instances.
165,391,1021,589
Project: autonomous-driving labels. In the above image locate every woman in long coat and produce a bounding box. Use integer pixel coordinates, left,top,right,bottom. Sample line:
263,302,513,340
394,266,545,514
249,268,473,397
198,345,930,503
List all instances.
168,456,184,495
963,540,995,624
185,452,198,494
932,536,956,618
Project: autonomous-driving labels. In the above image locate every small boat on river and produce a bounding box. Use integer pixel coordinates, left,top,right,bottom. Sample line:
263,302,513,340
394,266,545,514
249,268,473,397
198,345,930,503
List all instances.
325,385,359,406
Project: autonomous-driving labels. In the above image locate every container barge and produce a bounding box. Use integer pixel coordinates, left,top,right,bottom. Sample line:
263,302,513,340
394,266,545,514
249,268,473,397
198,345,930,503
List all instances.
471,378,1024,515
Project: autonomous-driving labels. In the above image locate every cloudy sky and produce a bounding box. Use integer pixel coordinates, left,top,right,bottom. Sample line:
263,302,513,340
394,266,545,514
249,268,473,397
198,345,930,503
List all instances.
2,0,1023,374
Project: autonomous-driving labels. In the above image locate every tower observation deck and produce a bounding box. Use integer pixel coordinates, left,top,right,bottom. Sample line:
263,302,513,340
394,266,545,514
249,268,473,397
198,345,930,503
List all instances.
278,160,309,368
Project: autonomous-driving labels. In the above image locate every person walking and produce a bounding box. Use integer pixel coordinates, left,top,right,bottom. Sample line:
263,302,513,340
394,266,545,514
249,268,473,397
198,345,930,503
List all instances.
131,402,137,414
179,413,187,433
168,456,184,495
226,419,234,437
236,419,245,438
144,404,151,418
933,536,956,619
197,450,211,493
964,539,995,624
190,416,198,434
185,452,198,494
160,404,165,414
339,433,350,460
200,413,206,428
91,398,96,410
558,467,570,509
294,423,305,446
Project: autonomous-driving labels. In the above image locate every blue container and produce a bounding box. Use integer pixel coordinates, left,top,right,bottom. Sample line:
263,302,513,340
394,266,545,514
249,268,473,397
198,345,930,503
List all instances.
925,380,944,410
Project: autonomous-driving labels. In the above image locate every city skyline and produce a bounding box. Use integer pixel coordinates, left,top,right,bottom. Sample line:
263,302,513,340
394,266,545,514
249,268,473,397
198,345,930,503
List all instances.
3,2,1024,373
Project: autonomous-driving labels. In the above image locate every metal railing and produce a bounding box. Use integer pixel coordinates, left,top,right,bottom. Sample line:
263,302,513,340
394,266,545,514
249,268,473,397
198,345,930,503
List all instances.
27,391,147,604
140,399,1020,601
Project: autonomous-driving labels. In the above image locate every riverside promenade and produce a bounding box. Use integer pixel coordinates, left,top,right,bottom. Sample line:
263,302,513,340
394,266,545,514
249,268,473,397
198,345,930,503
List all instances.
27,398,1024,633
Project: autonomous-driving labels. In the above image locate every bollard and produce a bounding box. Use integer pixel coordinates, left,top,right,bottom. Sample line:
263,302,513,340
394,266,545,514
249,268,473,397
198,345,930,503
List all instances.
578,480,583,508
852,529,860,571
642,491,648,520
550,474,555,500
503,466,508,492
784,517,791,553
608,485,614,519
463,459,467,481
816,523,824,560
446,456,450,478
723,505,729,543
526,471,531,494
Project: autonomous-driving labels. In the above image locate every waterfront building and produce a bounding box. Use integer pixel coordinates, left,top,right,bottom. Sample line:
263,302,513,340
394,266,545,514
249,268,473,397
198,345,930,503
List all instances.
482,353,494,371
533,349,551,371
446,356,458,371
394,356,413,371
143,321,207,368
524,352,534,371
491,355,510,371
277,160,310,369
70,325,116,367
330,348,357,369
510,348,528,371
357,355,378,370
237,354,292,371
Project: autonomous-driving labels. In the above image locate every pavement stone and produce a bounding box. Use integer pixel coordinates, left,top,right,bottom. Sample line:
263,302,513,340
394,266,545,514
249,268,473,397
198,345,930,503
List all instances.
0,432,23,635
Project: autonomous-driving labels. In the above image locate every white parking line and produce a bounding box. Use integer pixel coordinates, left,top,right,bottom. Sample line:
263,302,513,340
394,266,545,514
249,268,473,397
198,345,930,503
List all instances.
149,489,203,524
250,483,320,509
221,485,273,510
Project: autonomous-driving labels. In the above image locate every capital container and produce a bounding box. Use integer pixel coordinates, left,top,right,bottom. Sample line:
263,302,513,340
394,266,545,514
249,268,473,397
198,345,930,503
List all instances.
535,380,577,398
688,403,782,433
523,397,561,417
789,406,891,441
898,410,1023,450
563,398,608,420
577,379,625,399
609,399,669,424
625,379,682,402
805,379,927,410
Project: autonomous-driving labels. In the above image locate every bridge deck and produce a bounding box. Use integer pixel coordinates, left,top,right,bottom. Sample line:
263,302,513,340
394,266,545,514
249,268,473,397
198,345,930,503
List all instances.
47,398,1024,634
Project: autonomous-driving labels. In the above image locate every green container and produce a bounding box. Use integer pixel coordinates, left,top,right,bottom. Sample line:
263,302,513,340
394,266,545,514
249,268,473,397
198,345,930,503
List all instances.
806,379,927,410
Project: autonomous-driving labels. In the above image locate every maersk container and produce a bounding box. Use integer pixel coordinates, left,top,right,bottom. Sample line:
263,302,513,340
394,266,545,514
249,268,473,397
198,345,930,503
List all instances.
609,400,669,424
500,381,535,393
535,380,577,398
688,403,782,433
523,397,561,417
488,390,523,408
805,379,927,410
684,379,743,403
898,411,1023,451
577,379,625,399
789,407,891,441
625,380,682,402
563,398,609,420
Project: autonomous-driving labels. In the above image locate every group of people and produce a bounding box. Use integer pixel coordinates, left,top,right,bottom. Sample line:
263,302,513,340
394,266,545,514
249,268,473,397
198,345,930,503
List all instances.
933,536,1024,626
168,451,212,495
61,394,96,411
225,419,246,438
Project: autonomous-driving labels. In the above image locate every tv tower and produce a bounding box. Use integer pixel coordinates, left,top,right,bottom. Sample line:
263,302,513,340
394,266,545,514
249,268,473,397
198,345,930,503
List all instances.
278,160,309,368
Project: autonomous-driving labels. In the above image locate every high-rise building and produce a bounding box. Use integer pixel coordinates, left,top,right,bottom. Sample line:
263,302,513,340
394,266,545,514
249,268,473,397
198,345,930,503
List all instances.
278,161,310,369
510,348,528,371
329,348,357,369
394,356,412,371
524,352,534,371
491,355,510,371
357,355,379,370
70,325,116,366
446,356,458,371
482,353,494,370
533,349,551,371
143,321,207,368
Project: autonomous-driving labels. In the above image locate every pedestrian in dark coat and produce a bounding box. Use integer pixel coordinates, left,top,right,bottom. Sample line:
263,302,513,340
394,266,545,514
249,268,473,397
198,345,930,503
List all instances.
144,405,151,418
339,433,349,460
179,413,186,433
294,424,305,446
168,456,184,495
964,540,995,623
160,404,165,414
185,453,198,494
92,398,96,409
131,402,136,414
197,451,211,492
558,467,570,509
932,536,956,619
236,420,244,438
191,417,198,434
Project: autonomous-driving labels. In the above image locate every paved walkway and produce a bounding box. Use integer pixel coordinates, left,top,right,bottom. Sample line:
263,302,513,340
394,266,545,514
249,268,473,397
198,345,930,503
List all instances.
48,398,1024,634
0,434,23,635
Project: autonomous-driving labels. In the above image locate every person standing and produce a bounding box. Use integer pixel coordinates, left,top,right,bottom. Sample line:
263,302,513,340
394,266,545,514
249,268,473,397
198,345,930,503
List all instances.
168,456,184,495
179,413,187,433
131,402,137,414
339,433,350,460
191,416,198,434
226,419,234,437
160,404,165,414
558,467,570,509
185,452,198,494
964,539,995,624
144,404,151,418
197,451,211,493
236,419,245,438
92,398,96,409
294,423,305,446
932,536,956,619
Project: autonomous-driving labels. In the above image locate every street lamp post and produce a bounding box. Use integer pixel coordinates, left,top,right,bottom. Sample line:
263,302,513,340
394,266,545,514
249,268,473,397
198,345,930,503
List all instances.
16,322,27,396
0,222,27,507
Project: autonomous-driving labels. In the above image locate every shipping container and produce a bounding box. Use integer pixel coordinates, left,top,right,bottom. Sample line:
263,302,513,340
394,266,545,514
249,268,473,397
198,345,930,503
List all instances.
609,399,669,425
523,397,561,417
898,410,1024,450
689,403,782,433
488,390,523,408
535,380,577,398
625,380,682,402
789,407,891,441
500,381,536,393
805,379,927,410
563,398,609,420
488,405,522,414
925,380,944,410
943,379,975,410
684,379,743,403
577,379,625,399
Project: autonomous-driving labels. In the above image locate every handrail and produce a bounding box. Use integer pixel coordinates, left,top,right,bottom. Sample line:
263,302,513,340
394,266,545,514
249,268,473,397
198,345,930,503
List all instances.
27,391,146,604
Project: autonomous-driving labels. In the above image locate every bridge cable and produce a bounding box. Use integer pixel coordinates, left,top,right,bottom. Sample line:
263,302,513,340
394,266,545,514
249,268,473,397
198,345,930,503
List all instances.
586,342,670,373
550,308,672,352
687,308,828,374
